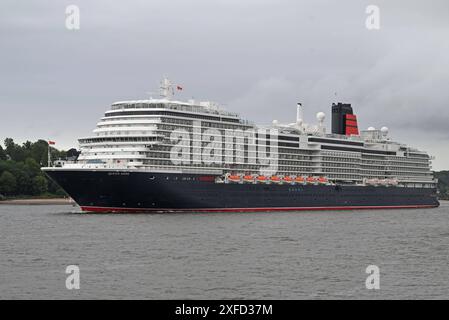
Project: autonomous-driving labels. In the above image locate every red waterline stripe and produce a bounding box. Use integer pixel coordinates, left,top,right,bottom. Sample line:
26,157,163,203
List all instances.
80,204,438,213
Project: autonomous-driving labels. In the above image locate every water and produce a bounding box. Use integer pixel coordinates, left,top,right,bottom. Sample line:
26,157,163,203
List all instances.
1,202,448,299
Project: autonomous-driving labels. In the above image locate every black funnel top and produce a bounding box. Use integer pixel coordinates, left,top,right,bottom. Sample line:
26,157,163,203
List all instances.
331,102,353,135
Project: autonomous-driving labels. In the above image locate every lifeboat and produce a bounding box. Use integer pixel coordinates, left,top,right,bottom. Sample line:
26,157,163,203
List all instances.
227,175,241,183
295,176,305,184
282,176,294,184
256,175,268,183
243,175,255,183
389,179,398,186
318,177,328,184
306,176,316,184
270,175,281,184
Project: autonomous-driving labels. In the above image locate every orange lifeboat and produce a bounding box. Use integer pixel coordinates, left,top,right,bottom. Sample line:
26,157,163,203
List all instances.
270,175,281,184
318,177,328,184
306,176,316,184
295,176,305,184
227,175,241,183
256,175,268,183
243,175,254,183
283,176,294,184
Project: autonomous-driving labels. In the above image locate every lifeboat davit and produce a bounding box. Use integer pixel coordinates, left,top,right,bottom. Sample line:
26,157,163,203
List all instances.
295,176,305,184
306,176,316,184
318,177,328,184
228,175,241,183
256,175,268,183
243,175,254,183
270,176,281,184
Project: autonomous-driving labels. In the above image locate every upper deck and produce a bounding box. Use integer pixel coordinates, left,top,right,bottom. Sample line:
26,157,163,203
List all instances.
105,99,254,126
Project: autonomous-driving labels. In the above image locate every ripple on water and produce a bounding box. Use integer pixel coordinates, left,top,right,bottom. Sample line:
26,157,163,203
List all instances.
1,203,449,299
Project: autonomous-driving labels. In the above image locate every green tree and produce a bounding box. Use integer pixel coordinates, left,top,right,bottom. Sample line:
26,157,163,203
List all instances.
67,148,80,159
23,140,32,150
13,170,32,195
25,157,41,176
0,171,17,195
0,145,6,160
30,140,49,166
31,175,48,195
0,138,73,197
4,138,14,150
435,171,449,199
4,138,26,162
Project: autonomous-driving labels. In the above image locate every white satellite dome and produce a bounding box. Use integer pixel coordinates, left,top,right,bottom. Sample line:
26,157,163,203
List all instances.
367,126,376,131
316,112,325,122
381,126,389,135
272,119,279,126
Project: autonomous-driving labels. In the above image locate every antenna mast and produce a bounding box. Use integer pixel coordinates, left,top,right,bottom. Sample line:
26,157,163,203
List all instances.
159,77,174,99
296,102,303,125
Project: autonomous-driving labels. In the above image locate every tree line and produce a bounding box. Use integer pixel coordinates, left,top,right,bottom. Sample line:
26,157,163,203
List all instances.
0,138,78,199
434,171,449,200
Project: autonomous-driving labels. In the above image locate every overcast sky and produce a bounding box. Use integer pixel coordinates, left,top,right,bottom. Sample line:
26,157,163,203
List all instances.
1,0,448,169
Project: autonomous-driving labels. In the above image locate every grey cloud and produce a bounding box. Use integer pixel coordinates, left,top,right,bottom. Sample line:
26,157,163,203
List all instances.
0,0,448,169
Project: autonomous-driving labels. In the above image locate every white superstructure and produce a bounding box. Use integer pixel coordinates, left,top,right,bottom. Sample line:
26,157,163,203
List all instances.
70,78,436,188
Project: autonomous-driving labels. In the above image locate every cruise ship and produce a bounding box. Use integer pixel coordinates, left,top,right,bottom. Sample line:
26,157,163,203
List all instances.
43,78,439,212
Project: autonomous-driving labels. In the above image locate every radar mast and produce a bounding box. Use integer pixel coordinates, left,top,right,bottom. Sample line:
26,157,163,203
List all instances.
159,77,174,99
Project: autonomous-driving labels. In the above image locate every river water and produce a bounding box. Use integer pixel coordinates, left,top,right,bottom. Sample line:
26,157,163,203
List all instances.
1,202,448,299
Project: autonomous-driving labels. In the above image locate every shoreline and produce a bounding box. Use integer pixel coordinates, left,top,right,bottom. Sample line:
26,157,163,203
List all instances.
0,198,74,205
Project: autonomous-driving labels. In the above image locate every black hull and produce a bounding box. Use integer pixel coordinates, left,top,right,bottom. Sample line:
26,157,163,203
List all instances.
44,170,440,212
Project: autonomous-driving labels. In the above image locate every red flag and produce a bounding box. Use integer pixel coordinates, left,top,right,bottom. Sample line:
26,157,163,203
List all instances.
176,85,183,91
48,141,56,145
